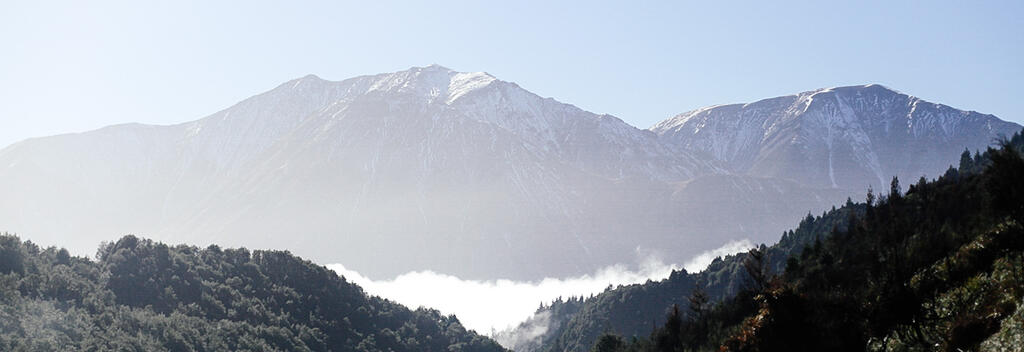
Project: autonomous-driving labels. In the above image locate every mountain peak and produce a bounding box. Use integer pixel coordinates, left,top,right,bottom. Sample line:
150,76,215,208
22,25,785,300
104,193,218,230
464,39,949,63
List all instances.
274,74,329,93
810,83,900,96
284,73,326,85
364,65,499,104
300,73,324,80
419,63,454,71
403,64,497,82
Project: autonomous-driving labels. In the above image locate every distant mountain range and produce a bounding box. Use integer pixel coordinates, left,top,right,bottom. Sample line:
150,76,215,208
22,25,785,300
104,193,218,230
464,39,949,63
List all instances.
0,65,1017,280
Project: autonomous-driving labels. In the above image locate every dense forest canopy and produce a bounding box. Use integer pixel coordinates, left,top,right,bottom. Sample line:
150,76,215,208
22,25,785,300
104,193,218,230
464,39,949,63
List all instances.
583,131,1024,351
0,235,505,351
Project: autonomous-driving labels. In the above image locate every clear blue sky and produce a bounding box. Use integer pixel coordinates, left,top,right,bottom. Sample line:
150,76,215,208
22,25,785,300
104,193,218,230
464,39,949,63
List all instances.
2,1,1021,148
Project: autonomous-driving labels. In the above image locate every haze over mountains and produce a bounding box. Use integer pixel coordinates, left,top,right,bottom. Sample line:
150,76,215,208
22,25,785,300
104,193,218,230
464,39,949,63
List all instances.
0,65,1017,281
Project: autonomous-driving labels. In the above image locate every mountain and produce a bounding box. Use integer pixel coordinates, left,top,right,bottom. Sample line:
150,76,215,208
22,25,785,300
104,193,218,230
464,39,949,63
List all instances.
0,234,506,351
0,65,713,280
0,68,1017,281
652,84,1021,190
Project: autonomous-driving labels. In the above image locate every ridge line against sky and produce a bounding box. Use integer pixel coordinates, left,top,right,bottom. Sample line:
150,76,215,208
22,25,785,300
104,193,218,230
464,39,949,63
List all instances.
2,1,1021,148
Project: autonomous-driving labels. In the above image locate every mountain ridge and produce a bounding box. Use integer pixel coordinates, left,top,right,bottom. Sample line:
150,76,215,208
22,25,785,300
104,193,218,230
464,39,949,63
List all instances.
651,83,1018,190
0,66,1017,281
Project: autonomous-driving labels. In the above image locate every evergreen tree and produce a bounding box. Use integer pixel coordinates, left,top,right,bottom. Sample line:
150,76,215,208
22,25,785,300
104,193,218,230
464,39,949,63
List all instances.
959,148,974,172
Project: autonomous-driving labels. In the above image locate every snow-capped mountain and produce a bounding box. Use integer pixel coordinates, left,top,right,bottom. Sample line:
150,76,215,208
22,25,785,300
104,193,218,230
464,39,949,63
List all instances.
651,84,1020,190
0,69,1017,280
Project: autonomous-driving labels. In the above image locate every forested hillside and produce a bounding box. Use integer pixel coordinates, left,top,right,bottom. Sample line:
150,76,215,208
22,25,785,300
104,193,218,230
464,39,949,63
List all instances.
587,130,1024,351
0,235,505,351
507,129,1024,351
509,199,863,351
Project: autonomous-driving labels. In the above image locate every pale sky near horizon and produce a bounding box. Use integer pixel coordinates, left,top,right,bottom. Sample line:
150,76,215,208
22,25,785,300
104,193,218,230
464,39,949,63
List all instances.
2,1,1022,149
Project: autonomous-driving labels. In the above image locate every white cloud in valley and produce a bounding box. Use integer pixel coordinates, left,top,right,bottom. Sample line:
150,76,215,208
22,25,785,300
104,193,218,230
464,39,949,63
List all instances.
682,239,755,273
327,239,753,336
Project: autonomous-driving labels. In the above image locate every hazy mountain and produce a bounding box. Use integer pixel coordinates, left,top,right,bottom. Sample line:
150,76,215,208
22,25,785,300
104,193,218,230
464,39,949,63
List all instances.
0,68,1016,281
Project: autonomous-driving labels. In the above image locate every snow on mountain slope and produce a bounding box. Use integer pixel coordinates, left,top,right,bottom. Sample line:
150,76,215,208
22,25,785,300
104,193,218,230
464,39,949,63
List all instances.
196,65,721,279
652,84,1021,190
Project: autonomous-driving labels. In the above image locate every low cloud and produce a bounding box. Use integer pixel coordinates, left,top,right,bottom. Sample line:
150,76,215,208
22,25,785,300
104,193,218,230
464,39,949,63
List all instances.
492,310,551,350
326,239,753,343
683,239,755,273
328,257,676,335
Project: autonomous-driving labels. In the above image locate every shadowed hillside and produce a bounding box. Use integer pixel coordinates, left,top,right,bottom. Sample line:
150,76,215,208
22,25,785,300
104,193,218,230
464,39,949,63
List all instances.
0,235,505,351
